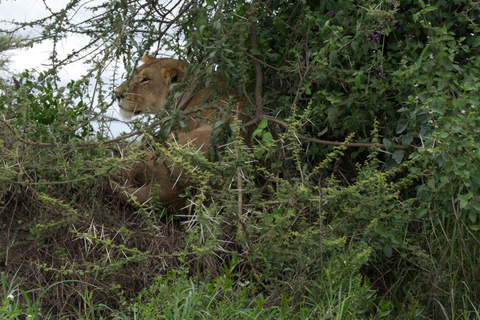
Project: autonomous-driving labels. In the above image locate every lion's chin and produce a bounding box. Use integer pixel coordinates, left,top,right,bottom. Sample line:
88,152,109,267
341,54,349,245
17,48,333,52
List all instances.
118,105,142,119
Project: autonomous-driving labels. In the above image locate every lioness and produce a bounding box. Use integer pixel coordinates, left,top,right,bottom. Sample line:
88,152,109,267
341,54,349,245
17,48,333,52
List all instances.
114,55,246,210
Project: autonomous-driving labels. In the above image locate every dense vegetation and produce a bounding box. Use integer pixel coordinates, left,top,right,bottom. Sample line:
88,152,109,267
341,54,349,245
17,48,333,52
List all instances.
1,0,480,318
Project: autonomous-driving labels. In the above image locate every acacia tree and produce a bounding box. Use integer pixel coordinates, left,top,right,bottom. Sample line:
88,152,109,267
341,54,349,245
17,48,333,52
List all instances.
0,32,24,73
1,0,480,318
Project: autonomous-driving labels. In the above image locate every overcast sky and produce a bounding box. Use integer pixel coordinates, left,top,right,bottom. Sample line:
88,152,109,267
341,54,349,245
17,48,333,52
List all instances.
2,0,98,78
1,0,131,136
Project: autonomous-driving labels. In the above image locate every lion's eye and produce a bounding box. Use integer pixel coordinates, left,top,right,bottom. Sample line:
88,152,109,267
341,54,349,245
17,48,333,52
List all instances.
139,76,149,83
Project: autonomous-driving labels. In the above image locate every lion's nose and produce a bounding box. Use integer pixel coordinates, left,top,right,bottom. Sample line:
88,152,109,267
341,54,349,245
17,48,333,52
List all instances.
114,89,126,101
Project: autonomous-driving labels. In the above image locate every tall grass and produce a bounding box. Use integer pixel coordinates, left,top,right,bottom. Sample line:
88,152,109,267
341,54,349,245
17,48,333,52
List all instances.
1,271,112,319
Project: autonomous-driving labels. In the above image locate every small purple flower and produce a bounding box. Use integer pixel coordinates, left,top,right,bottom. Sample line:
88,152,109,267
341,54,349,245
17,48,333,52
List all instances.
429,54,434,59
367,37,372,42
13,79,19,86
461,110,466,114
326,11,334,17
396,27,401,32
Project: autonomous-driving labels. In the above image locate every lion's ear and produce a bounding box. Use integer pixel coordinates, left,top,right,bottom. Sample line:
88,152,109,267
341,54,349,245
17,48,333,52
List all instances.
161,67,184,85
142,55,155,63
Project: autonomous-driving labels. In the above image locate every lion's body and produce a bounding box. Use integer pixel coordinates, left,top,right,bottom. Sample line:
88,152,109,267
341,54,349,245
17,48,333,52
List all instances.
114,56,246,209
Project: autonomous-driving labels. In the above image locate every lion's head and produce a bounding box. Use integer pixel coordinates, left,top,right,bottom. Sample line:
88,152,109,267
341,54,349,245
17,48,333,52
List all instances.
115,55,185,118
113,55,248,209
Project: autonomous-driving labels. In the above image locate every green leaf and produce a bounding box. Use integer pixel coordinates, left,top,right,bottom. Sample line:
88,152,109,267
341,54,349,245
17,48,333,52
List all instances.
413,13,420,23
250,48,261,56
375,226,386,237
396,119,408,134
383,244,393,258
402,133,413,146
469,36,480,48
469,211,477,223
161,123,173,140
416,208,428,219
472,201,480,211
212,120,224,131
439,175,449,188
199,25,206,38
392,150,405,164
383,138,393,151
252,129,262,140
354,70,363,89
457,194,470,209
391,235,402,245
439,56,453,71
258,117,268,129
329,49,339,65
262,132,273,144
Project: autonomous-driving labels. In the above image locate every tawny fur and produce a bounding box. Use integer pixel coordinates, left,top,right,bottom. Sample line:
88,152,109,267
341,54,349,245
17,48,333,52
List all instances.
114,56,246,210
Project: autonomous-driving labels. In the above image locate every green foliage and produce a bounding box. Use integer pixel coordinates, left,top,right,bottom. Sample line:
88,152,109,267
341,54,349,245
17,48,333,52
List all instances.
126,256,388,320
1,0,480,318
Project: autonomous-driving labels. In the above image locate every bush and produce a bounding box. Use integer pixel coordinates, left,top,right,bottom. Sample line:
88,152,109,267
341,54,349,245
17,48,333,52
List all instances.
1,0,480,318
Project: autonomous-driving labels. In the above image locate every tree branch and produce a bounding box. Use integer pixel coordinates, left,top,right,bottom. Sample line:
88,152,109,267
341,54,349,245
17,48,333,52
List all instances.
249,1,264,117
244,115,407,150
0,114,160,149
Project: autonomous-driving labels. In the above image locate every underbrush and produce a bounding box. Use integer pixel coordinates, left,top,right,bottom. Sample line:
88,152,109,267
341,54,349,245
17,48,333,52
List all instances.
2,1,480,317
1,72,480,320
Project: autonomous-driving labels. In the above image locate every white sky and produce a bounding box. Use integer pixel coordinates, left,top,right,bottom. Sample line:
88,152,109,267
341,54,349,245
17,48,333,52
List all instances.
2,0,99,77
0,0,132,136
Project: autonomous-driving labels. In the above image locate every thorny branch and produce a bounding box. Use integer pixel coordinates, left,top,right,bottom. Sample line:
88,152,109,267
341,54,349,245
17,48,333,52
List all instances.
0,114,160,149
1,107,407,151
244,115,407,150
